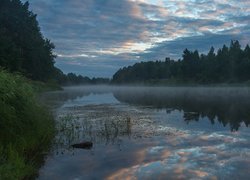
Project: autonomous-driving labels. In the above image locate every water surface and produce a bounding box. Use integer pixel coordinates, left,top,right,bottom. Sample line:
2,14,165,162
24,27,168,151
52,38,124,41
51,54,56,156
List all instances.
39,86,250,179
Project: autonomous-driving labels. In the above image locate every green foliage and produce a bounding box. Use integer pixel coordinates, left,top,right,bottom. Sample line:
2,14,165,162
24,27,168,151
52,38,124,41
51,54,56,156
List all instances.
0,70,55,179
112,40,250,84
0,0,57,81
28,79,62,93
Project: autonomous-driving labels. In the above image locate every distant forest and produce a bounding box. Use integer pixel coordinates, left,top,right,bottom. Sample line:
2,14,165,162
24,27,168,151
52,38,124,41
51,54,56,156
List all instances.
57,72,110,85
0,0,108,85
112,41,250,84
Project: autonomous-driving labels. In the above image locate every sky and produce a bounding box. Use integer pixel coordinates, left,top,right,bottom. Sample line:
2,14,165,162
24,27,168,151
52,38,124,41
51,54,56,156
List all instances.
24,0,250,77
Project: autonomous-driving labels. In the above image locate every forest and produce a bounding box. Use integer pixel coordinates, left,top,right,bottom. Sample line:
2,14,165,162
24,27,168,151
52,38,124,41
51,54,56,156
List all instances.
112,41,250,84
0,0,107,85
0,0,57,81
55,71,110,85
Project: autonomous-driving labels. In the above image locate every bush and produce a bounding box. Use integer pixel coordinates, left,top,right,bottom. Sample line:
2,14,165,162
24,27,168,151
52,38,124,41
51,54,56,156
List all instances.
0,70,55,179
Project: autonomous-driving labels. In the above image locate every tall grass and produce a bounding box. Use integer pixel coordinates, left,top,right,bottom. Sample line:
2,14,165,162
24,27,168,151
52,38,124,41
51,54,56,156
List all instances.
0,70,55,179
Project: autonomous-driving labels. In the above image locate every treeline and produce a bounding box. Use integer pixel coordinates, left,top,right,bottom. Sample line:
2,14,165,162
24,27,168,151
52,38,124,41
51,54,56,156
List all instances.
0,0,104,85
55,71,110,85
112,40,250,84
0,0,57,81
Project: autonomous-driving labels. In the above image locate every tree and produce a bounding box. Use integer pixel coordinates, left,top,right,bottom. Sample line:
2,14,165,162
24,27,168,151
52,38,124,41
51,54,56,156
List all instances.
112,41,250,84
0,0,57,81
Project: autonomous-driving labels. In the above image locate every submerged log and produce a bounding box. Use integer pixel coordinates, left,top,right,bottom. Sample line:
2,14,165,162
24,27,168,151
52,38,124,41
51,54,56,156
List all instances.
71,141,93,149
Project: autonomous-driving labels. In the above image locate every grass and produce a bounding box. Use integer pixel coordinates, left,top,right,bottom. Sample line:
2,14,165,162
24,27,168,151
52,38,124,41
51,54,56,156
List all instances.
0,70,55,179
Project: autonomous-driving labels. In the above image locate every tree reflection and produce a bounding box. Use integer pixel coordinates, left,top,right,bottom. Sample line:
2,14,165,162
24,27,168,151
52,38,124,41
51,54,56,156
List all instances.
113,87,250,131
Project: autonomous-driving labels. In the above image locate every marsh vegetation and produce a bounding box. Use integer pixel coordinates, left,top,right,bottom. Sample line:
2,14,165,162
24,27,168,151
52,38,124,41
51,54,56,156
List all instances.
38,86,250,179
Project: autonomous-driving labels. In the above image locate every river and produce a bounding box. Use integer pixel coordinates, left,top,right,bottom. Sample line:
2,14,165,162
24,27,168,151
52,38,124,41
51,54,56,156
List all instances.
38,86,250,179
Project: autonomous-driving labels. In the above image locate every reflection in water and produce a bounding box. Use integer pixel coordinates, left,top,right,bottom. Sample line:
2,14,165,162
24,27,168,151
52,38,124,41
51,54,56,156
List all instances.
38,86,250,179
106,131,250,180
113,87,250,131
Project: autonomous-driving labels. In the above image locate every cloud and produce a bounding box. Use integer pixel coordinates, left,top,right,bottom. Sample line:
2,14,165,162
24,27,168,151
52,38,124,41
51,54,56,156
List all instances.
138,32,246,60
23,0,250,77
55,53,139,78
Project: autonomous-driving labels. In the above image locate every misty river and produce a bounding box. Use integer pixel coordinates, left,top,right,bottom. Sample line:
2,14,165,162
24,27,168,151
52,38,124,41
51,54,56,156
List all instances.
38,86,250,179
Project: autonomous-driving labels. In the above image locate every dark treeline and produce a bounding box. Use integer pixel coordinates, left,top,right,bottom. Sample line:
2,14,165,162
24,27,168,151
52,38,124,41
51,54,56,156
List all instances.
112,40,250,84
55,71,110,85
0,0,57,81
0,0,107,85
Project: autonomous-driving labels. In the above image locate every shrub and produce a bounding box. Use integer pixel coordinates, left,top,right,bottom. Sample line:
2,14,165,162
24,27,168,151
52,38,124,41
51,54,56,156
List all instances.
0,70,55,179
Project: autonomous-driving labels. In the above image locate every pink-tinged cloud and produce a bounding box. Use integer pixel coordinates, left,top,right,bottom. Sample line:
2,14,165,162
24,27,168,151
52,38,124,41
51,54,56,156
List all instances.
23,0,250,77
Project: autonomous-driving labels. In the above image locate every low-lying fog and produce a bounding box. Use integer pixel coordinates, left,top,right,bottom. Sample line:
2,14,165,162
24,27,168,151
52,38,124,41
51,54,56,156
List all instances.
39,85,250,179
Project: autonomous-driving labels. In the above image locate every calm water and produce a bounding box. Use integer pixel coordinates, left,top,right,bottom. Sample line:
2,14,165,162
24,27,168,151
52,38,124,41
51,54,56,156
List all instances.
39,86,250,179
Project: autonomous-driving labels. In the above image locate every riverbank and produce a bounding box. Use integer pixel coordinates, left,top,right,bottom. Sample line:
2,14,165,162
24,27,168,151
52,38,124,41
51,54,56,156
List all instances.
0,70,56,179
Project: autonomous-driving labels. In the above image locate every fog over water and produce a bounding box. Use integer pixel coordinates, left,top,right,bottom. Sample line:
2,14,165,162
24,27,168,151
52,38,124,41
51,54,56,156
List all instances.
39,86,250,179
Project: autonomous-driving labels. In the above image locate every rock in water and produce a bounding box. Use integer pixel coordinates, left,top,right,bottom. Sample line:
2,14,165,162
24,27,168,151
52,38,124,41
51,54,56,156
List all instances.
71,141,93,149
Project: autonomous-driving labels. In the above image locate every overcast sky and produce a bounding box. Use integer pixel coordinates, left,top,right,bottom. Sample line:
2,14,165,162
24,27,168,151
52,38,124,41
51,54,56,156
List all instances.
24,0,250,77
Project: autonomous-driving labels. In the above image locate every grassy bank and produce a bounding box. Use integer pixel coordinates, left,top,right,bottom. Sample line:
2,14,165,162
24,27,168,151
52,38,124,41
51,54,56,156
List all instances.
0,70,55,179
